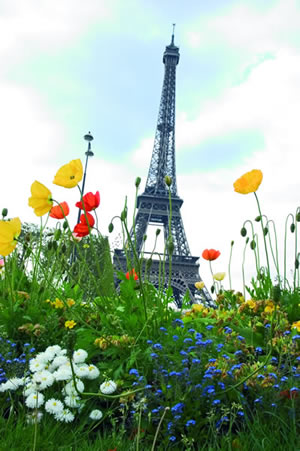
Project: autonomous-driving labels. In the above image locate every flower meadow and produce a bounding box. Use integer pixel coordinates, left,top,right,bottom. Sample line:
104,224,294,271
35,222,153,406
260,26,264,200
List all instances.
0,163,299,451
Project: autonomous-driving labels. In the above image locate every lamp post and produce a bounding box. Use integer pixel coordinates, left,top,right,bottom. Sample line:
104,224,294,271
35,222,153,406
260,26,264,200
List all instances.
76,132,94,224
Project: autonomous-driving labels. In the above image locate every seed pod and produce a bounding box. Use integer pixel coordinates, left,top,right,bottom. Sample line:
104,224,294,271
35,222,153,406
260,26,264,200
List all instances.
135,177,141,188
255,216,261,222
250,240,256,250
290,223,295,233
108,223,114,233
240,227,247,237
1,208,8,218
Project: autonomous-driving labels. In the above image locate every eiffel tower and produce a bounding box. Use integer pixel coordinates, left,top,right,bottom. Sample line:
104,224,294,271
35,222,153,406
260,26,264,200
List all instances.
114,28,212,307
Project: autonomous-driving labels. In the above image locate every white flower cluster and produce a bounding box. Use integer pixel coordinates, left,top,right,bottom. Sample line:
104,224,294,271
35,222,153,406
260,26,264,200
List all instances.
0,345,116,424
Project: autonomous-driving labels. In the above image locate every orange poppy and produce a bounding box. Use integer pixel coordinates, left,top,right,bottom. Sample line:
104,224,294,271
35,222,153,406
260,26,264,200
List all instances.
202,249,221,261
50,202,70,219
126,269,138,280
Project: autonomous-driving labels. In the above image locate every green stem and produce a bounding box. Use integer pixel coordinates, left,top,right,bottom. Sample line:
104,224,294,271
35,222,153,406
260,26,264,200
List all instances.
254,192,270,282
228,241,234,291
284,213,294,290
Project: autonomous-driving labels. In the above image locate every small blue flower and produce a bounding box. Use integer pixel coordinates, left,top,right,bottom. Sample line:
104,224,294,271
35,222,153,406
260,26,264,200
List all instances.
172,335,179,341
195,332,203,339
192,358,201,364
237,335,245,341
283,331,291,336
153,343,163,350
183,338,193,343
206,325,214,330
129,369,139,377
159,327,167,332
292,334,300,341
150,353,158,359
237,410,244,417
182,359,188,365
29,348,35,353
212,399,221,405
265,323,271,329
169,436,176,442
186,419,196,427
224,327,232,334
180,350,188,356
234,350,243,356
188,328,195,333
174,319,184,326
171,402,184,414
222,354,230,360
209,358,216,363
280,376,288,382
271,403,277,408
255,347,263,354
271,357,278,364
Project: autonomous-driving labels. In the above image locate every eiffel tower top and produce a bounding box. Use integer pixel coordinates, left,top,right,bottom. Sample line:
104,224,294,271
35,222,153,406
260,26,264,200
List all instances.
163,24,180,65
144,27,180,197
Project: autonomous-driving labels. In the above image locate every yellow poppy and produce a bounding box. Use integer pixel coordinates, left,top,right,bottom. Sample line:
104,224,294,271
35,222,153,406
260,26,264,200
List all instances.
213,272,226,281
195,281,205,290
291,320,300,332
53,159,83,188
233,169,263,194
246,299,256,309
28,181,53,217
0,217,21,256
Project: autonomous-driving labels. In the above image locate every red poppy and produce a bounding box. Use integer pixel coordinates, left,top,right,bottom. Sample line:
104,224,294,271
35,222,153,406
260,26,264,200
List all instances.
126,269,138,281
279,389,299,400
49,202,69,219
73,212,95,237
73,223,90,237
202,249,221,261
76,191,100,212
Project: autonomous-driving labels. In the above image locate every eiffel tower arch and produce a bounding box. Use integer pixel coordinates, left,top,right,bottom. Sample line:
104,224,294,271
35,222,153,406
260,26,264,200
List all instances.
114,29,213,307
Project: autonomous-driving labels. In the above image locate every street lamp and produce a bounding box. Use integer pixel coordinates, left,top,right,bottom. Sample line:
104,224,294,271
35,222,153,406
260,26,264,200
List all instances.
76,132,94,224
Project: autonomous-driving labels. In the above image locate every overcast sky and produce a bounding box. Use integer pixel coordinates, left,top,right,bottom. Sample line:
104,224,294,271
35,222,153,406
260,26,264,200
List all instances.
1,0,300,295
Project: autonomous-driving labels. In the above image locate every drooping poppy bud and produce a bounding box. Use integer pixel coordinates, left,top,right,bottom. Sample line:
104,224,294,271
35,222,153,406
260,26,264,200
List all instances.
255,216,261,222
250,240,256,250
290,223,295,233
2,208,8,218
135,177,141,188
263,227,268,236
108,223,114,233
296,212,300,222
240,227,247,237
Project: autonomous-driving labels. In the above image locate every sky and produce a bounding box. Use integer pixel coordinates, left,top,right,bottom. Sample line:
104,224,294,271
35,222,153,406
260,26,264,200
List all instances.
1,0,300,296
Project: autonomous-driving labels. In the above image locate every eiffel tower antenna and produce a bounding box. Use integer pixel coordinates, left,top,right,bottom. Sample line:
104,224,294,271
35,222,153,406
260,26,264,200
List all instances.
114,31,213,307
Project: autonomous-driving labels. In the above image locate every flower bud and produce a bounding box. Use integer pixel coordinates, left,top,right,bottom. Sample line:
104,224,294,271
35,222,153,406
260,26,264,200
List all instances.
135,177,141,188
246,237,249,244
255,216,261,222
250,240,256,250
296,212,300,222
146,258,153,270
1,208,8,218
143,234,147,241
108,223,114,233
54,229,62,241
165,176,172,187
167,238,174,255
263,227,268,236
211,285,215,294
121,209,127,222
63,220,68,230
231,240,234,246
290,223,295,233
240,227,247,237
156,229,161,236
295,258,299,269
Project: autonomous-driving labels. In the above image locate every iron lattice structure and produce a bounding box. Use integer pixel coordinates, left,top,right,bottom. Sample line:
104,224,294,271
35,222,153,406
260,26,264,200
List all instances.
114,32,213,307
